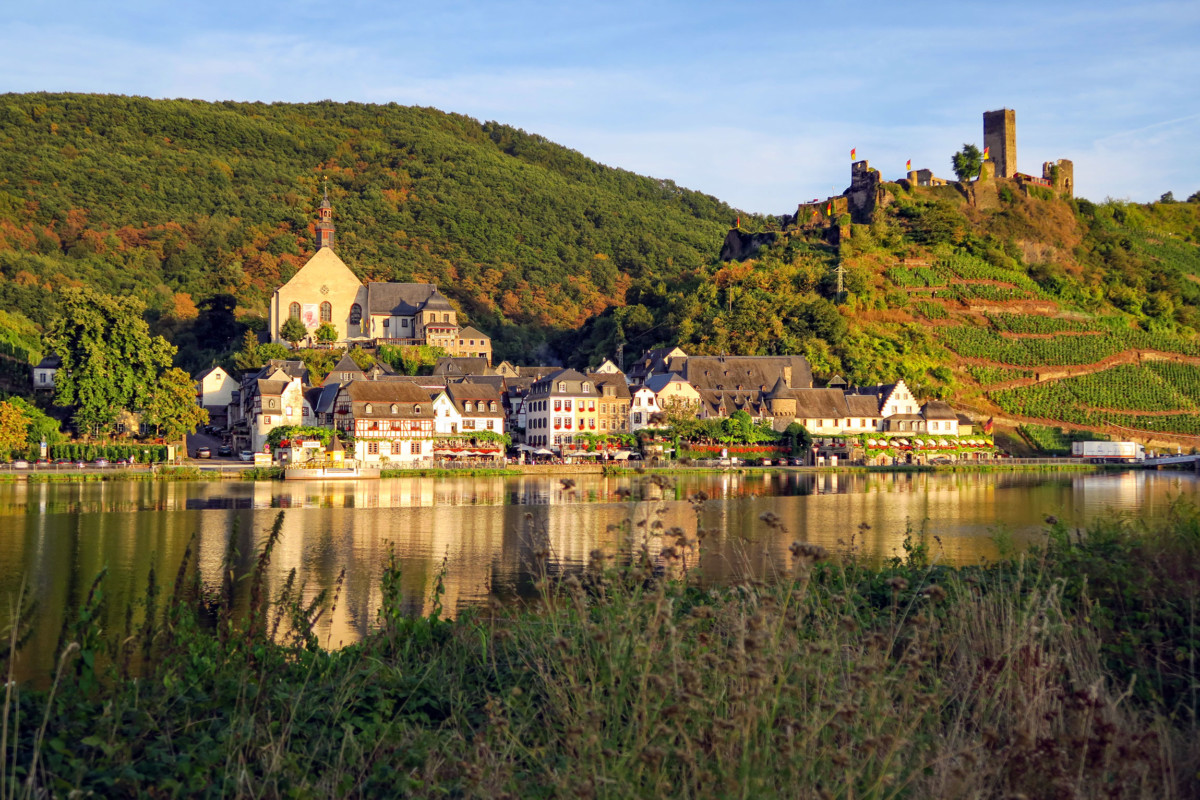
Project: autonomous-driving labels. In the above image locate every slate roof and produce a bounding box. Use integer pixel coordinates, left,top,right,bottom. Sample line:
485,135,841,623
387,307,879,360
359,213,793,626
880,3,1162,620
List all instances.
314,383,341,414
791,389,851,419
845,394,883,418
423,291,454,311
365,283,439,316
684,355,812,392
433,357,492,376
340,381,435,418
644,373,690,394
446,383,505,417
457,325,489,340
921,400,959,420
256,379,289,397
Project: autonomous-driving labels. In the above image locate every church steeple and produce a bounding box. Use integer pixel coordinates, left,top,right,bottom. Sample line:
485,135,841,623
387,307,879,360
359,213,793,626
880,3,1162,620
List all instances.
315,178,335,249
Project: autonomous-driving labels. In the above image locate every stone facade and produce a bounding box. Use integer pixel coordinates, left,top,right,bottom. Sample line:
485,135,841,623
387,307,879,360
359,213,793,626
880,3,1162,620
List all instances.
983,108,1017,179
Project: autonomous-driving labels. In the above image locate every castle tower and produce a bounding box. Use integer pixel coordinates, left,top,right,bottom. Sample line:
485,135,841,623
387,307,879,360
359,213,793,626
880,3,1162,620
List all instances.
983,109,1017,179
315,181,335,249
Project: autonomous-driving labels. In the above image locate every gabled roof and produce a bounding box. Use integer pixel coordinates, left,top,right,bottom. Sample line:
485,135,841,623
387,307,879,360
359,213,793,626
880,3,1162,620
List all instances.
589,373,631,399
328,353,366,379
446,382,504,416
277,248,362,295
257,379,289,397
195,365,227,381
791,389,851,419
845,394,883,418
433,357,491,376
314,383,341,414
365,283,439,316
956,413,974,426
684,355,812,392
644,373,690,394
343,381,432,403
35,355,61,370
921,400,959,420
457,325,489,339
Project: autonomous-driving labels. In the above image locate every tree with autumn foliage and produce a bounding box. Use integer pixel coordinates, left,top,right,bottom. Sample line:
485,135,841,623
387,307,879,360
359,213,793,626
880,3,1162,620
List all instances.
140,367,209,446
0,400,30,460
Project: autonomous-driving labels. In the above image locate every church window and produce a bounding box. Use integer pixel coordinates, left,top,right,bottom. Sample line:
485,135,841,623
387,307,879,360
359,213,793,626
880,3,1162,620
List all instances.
349,303,362,325
320,302,332,322
289,302,300,319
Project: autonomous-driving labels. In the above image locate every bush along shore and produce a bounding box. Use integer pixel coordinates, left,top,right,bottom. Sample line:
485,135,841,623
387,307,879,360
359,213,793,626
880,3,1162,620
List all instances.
2,484,1198,798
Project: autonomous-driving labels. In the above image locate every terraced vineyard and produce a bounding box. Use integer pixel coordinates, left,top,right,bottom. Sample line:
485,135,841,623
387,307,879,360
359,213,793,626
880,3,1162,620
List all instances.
966,365,1033,385
990,363,1200,437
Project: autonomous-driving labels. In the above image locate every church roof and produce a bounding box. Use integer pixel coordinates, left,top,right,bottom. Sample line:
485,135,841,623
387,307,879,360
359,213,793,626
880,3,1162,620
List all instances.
365,283,439,316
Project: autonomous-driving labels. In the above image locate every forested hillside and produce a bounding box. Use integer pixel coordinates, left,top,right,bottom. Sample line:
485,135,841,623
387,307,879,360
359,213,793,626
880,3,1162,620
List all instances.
3,93,1200,445
0,93,747,364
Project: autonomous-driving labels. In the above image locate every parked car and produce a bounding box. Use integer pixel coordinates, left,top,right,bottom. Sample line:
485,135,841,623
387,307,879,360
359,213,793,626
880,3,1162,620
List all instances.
93,458,110,467
788,457,805,466
195,447,212,459
10,460,29,469
239,450,255,462
217,445,233,457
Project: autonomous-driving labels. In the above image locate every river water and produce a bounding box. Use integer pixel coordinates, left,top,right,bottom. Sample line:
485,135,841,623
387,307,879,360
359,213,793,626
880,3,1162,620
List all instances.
1,469,1196,679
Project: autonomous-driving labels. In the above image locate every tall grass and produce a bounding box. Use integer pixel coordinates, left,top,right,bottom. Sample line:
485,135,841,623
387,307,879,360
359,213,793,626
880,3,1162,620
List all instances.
0,482,1196,797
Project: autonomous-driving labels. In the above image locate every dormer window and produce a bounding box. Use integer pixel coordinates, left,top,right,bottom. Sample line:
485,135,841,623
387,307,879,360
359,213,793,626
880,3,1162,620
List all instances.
582,383,591,393
489,402,496,412
558,382,566,393
365,403,373,414
464,401,474,413
390,404,398,414
414,404,422,414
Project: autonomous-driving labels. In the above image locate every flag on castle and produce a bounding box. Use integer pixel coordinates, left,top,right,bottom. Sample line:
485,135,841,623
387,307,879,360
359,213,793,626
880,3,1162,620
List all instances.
850,148,856,161
906,159,912,171
983,146,990,161
826,201,833,217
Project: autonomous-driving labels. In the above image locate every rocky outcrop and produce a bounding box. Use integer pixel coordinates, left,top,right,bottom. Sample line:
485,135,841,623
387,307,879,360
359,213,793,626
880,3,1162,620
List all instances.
719,229,777,262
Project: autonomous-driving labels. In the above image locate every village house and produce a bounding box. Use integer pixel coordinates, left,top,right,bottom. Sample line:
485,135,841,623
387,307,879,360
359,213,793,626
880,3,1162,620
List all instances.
333,381,436,466
32,355,60,393
194,365,237,430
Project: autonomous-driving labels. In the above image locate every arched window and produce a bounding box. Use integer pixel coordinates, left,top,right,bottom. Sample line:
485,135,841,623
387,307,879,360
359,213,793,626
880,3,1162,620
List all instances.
268,398,277,409
289,302,301,319
320,301,332,322
390,404,398,414
365,403,373,414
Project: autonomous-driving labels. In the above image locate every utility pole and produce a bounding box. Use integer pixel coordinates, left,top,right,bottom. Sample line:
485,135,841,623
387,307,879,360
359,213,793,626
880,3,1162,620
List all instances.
833,262,846,304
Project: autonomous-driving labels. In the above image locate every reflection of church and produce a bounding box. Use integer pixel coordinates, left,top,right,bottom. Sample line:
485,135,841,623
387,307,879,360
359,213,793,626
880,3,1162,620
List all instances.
267,190,492,362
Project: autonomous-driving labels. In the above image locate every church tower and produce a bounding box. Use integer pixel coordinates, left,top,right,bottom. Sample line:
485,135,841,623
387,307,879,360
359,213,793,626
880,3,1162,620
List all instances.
315,181,335,249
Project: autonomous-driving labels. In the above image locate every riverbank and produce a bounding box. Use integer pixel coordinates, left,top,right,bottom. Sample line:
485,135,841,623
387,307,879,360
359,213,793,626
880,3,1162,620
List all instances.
0,459,1142,483
3,499,1197,798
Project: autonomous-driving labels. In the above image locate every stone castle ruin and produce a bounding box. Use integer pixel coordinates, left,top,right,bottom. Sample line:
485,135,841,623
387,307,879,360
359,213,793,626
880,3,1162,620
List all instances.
720,109,1074,261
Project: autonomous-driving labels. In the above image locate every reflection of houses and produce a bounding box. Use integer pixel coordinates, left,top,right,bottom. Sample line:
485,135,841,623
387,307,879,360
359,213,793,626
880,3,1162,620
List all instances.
334,381,436,465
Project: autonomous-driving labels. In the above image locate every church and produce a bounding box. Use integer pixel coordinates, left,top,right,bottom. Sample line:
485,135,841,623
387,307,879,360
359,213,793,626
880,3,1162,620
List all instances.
267,190,493,362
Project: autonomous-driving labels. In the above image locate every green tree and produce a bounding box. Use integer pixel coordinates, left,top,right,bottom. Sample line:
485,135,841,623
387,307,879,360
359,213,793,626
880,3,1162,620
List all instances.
46,287,175,435
952,144,983,182
783,422,812,456
140,367,209,445
280,317,308,347
1159,191,1175,204
314,323,339,343
0,400,30,460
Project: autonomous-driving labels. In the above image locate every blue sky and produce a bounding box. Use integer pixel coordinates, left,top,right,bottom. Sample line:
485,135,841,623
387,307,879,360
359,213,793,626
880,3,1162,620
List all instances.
4,1,1198,213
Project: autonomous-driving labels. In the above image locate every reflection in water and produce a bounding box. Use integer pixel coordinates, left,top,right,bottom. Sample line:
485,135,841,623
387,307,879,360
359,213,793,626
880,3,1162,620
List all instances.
0,470,1196,679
